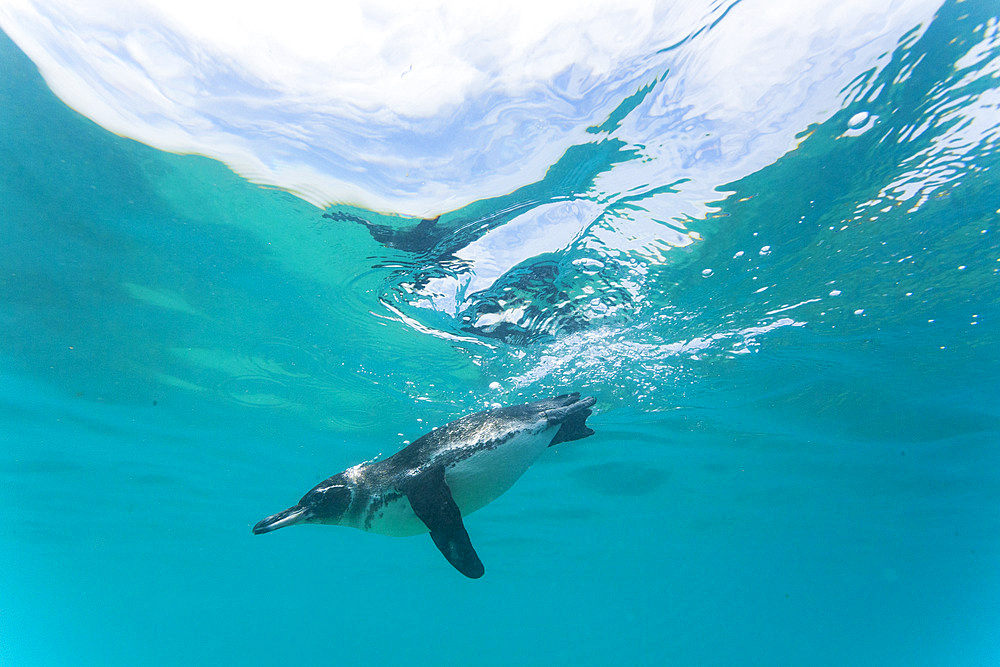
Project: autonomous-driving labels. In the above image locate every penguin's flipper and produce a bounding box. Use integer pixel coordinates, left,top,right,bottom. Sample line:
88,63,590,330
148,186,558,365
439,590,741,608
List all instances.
404,466,485,579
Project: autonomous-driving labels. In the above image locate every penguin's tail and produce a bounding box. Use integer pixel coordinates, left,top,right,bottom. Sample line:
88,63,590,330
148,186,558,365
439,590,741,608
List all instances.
546,394,597,446
253,505,308,534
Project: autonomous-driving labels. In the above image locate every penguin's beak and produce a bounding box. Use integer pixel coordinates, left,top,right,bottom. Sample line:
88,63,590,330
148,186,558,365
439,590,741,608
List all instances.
253,505,308,534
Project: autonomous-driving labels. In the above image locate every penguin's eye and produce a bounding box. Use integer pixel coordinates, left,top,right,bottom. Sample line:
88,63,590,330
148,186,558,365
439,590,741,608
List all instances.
312,484,352,518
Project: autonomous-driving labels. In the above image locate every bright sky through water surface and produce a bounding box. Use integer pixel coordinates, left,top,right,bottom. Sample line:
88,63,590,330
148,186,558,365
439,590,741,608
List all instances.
0,0,940,215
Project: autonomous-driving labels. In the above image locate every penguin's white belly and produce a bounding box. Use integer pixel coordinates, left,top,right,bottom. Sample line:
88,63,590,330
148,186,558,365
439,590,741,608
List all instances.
363,493,426,537
360,423,557,537
446,424,557,516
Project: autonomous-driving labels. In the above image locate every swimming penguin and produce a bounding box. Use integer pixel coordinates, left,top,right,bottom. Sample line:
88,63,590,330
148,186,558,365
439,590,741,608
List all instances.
253,392,597,578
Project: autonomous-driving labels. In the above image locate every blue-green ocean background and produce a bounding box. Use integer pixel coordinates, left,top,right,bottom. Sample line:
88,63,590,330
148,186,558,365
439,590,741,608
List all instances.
2,2,999,665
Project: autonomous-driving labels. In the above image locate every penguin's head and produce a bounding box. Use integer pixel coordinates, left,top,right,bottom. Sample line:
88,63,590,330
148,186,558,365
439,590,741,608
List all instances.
252,475,354,534
298,479,354,525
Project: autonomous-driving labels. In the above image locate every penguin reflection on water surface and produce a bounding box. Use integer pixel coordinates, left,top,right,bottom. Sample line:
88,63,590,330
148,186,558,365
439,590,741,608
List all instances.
253,393,597,578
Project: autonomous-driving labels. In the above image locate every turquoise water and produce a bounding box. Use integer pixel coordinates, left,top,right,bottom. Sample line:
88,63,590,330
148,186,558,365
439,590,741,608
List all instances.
2,2,1000,665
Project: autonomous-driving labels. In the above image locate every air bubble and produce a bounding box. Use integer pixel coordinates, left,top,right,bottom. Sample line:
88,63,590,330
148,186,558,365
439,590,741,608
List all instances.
701,268,714,277
848,111,870,129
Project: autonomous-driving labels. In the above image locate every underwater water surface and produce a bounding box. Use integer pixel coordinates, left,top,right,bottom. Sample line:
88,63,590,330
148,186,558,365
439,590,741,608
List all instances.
2,1,999,665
